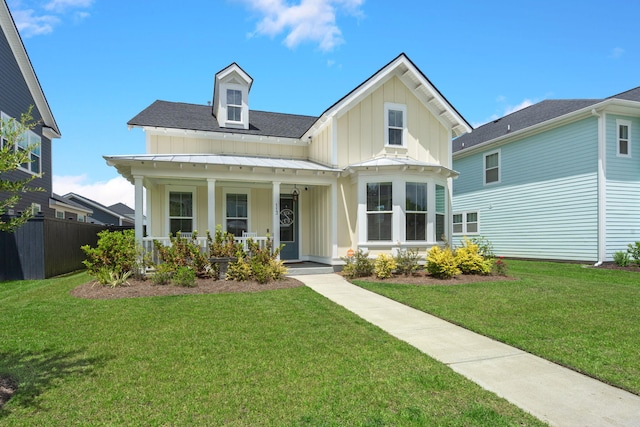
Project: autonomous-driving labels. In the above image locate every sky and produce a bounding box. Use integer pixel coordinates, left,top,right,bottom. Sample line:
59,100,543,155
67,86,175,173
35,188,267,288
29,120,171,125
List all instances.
6,0,640,209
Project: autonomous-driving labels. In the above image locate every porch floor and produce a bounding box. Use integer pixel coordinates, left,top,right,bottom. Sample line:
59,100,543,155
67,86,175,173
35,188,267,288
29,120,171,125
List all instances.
284,261,336,276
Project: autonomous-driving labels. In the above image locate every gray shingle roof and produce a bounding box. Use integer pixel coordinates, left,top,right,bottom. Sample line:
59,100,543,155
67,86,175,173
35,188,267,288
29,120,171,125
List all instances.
453,86,640,153
128,100,318,139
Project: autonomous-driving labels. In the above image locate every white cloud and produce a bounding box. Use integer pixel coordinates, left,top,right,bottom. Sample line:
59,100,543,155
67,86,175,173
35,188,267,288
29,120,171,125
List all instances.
503,99,534,115
241,0,364,52
7,0,92,37
53,175,136,210
473,98,536,128
609,47,625,59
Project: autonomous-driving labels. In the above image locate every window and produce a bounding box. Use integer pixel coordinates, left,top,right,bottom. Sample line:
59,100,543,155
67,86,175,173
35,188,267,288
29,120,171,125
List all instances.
55,210,65,219
384,103,406,147
406,182,427,241
226,193,248,237
453,211,479,235
484,150,500,184
227,89,242,122
31,204,41,216
617,120,631,157
1,111,41,174
78,214,86,222
169,191,193,235
367,182,392,240
435,185,446,242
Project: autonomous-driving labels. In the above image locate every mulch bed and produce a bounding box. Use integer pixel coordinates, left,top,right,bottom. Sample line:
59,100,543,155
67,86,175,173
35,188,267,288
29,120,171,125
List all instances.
0,376,18,409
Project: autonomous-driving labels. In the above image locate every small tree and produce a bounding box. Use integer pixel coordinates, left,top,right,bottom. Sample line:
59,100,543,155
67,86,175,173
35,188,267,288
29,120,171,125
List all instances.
0,107,43,232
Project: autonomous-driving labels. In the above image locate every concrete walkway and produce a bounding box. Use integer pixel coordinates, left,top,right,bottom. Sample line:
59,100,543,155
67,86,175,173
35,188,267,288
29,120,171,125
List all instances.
292,273,640,427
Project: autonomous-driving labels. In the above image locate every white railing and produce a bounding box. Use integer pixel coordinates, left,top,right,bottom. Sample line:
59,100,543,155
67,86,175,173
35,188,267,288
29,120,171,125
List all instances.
142,236,269,265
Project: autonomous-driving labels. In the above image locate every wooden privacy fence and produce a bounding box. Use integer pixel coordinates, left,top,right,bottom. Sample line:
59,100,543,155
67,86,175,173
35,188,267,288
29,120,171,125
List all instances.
0,214,131,281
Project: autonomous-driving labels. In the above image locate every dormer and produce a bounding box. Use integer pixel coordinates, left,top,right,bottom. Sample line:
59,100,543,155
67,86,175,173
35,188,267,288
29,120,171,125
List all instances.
212,63,253,130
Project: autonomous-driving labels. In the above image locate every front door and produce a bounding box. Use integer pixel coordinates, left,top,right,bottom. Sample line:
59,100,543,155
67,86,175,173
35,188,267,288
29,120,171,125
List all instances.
279,196,298,260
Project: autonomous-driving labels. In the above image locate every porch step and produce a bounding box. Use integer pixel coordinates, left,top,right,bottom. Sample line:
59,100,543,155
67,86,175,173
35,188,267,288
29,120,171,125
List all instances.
285,262,336,276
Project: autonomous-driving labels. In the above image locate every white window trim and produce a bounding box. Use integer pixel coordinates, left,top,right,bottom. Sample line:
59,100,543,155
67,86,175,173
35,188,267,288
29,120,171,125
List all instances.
31,203,41,216
483,149,501,185
222,188,251,234
616,119,631,158
1,111,42,176
405,182,428,242
384,102,407,147
166,186,197,236
221,82,248,128
452,210,480,235
55,210,65,219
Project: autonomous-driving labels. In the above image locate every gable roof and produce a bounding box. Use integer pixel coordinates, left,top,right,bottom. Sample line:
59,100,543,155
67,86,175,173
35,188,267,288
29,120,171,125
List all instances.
49,193,93,215
128,100,317,139
304,53,472,138
63,192,135,223
453,86,640,154
0,0,60,138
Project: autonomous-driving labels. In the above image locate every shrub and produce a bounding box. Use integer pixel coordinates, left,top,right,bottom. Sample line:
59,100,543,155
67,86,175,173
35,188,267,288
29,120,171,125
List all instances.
425,246,460,279
209,225,242,258
226,257,252,281
154,231,213,278
455,238,492,275
152,263,173,285
627,242,640,265
172,266,196,287
614,250,631,267
93,267,132,287
82,229,144,277
374,253,397,279
470,236,495,259
341,249,374,279
225,236,287,283
492,256,509,276
394,248,421,276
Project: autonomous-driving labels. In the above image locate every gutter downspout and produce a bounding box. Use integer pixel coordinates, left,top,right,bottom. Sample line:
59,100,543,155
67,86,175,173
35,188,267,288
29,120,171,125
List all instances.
592,108,606,266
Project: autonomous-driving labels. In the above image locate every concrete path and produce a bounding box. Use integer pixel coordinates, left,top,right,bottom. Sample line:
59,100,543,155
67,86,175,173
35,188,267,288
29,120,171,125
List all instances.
292,273,640,427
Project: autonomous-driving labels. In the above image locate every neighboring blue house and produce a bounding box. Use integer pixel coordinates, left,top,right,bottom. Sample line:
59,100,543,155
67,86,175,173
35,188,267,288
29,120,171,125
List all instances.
63,193,136,226
452,87,640,263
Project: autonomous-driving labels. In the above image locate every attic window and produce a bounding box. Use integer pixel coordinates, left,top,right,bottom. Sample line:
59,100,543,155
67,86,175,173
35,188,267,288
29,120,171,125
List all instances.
617,120,631,157
227,89,242,122
384,103,407,147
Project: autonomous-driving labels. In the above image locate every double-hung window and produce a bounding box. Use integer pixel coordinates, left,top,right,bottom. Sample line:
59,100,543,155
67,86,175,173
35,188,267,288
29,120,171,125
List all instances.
367,182,392,241
169,191,193,235
384,103,406,147
435,185,446,242
406,182,427,241
1,111,41,174
484,150,500,184
453,211,479,235
227,89,242,122
226,193,248,237
617,120,631,157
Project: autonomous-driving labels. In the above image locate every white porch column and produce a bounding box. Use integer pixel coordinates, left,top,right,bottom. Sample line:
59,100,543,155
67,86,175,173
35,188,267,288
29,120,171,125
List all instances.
331,182,338,261
133,175,144,243
272,182,280,254
207,178,216,234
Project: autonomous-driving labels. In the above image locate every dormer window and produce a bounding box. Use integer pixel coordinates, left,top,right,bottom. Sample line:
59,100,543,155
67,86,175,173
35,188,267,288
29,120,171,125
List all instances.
227,89,242,122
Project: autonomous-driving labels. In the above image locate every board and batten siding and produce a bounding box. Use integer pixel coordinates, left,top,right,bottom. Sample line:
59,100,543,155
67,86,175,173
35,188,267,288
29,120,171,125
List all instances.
605,114,640,259
453,117,600,261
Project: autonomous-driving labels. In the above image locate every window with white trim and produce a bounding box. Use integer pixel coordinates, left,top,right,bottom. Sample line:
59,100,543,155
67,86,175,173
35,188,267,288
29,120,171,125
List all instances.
31,204,41,216
78,214,86,222
1,111,41,175
55,210,65,219
453,211,479,235
367,182,393,240
225,193,248,237
406,182,427,241
617,120,631,157
169,191,193,235
227,89,242,122
484,150,500,185
435,185,446,242
384,103,407,147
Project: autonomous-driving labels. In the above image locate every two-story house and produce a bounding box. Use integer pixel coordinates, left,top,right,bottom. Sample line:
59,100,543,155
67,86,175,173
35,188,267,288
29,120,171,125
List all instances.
106,53,471,265
452,87,640,263
1,0,61,218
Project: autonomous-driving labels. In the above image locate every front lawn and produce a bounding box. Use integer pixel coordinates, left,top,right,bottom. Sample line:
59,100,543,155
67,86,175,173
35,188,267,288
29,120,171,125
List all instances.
354,260,640,395
0,273,545,426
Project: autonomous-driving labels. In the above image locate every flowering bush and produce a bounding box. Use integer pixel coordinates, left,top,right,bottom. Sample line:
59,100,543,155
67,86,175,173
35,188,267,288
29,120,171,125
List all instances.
493,256,508,276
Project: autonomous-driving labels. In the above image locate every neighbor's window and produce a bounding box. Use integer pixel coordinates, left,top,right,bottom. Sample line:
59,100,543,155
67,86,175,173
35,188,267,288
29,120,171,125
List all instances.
1,111,41,174
484,150,500,184
453,211,479,235
406,182,427,241
77,214,86,222
169,191,193,234
384,103,406,147
367,182,392,240
226,193,248,237
617,120,631,157
435,185,446,241
55,210,65,219
227,89,242,122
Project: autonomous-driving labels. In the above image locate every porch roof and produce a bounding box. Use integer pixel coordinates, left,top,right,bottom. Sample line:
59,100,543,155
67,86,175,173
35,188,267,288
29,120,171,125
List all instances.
344,157,459,178
104,154,342,182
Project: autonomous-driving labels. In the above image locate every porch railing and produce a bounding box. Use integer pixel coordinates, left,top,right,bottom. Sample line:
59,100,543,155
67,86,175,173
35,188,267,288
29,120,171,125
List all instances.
142,236,269,265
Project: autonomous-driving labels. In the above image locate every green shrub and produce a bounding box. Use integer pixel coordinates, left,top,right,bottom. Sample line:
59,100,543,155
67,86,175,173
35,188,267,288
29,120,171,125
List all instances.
154,231,213,278
374,253,397,279
172,266,196,287
226,257,252,281
152,264,173,286
470,236,495,259
341,249,374,279
394,248,421,276
492,256,509,276
209,225,242,258
455,238,491,275
93,267,132,287
614,250,631,267
627,242,640,265
82,229,144,278
425,246,460,279
225,236,287,283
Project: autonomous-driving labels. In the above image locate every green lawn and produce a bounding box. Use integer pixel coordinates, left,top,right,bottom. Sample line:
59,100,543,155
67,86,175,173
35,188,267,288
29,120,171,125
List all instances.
354,260,640,396
0,272,545,426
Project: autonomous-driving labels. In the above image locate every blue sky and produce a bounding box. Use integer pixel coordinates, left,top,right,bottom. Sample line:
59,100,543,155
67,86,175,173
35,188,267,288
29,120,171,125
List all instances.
7,0,640,208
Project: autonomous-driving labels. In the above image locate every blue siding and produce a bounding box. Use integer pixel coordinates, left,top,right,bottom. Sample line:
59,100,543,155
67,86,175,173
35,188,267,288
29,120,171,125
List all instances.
453,117,599,261
605,114,640,259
